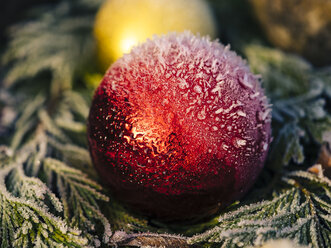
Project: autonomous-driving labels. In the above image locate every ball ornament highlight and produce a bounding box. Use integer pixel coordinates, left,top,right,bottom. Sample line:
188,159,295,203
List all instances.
88,32,272,220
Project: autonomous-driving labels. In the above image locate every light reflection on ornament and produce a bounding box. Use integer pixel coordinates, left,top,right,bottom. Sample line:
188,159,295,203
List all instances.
120,36,139,55
123,112,175,155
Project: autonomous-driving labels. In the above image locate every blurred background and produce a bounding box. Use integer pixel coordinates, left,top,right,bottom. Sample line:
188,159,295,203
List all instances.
1,0,330,70
0,0,57,42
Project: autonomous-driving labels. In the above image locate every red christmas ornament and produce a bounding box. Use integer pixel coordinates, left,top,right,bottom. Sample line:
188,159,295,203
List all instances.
88,32,272,221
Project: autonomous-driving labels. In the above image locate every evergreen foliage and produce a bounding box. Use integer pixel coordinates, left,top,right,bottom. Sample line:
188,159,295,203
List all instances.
189,171,331,248
0,0,111,246
0,0,330,247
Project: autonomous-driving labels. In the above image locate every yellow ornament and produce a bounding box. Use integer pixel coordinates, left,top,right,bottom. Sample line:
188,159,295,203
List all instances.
94,0,216,70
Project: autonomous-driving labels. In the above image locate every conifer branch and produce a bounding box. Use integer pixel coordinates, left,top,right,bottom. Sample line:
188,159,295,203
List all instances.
110,231,191,248
0,0,111,246
246,45,331,170
0,156,88,247
188,170,331,248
